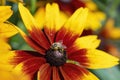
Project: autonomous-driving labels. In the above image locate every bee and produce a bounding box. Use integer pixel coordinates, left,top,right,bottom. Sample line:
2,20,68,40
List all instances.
51,41,66,53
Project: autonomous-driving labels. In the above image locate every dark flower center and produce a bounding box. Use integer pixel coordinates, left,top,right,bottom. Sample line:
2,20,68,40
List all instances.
45,42,67,66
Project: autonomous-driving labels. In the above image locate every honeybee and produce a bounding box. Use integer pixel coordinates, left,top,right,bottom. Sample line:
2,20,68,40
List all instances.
51,41,66,53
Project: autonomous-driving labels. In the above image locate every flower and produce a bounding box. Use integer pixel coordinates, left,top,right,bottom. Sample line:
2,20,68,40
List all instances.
0,6,18,50
54,0,106,30
36,0,106,31
0,6,18,80
101,18,120,39
98,19,120,58
0,3,119,80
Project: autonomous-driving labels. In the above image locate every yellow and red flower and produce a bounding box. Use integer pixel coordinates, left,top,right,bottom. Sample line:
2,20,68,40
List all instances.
0,3,119,80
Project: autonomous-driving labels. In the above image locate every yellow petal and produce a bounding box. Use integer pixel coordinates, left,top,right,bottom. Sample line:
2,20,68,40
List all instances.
85,49,119,69
0,6,13,23
18,3,38,31
84,0,106,31
34,3,68,30
73,35,100,49
95,11,106,22
83,71,99,80
0,39,11,50
12,63,31,80
85,11,105,30
85,0,97,11
0,71,18,80
0,51,15,71
0,22,18,39
59,11,68,27
45,3,62,31
34,7,45,29
64,7,88,35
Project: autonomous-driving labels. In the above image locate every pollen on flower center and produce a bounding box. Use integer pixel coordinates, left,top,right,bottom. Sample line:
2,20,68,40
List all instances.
45,42,67,66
